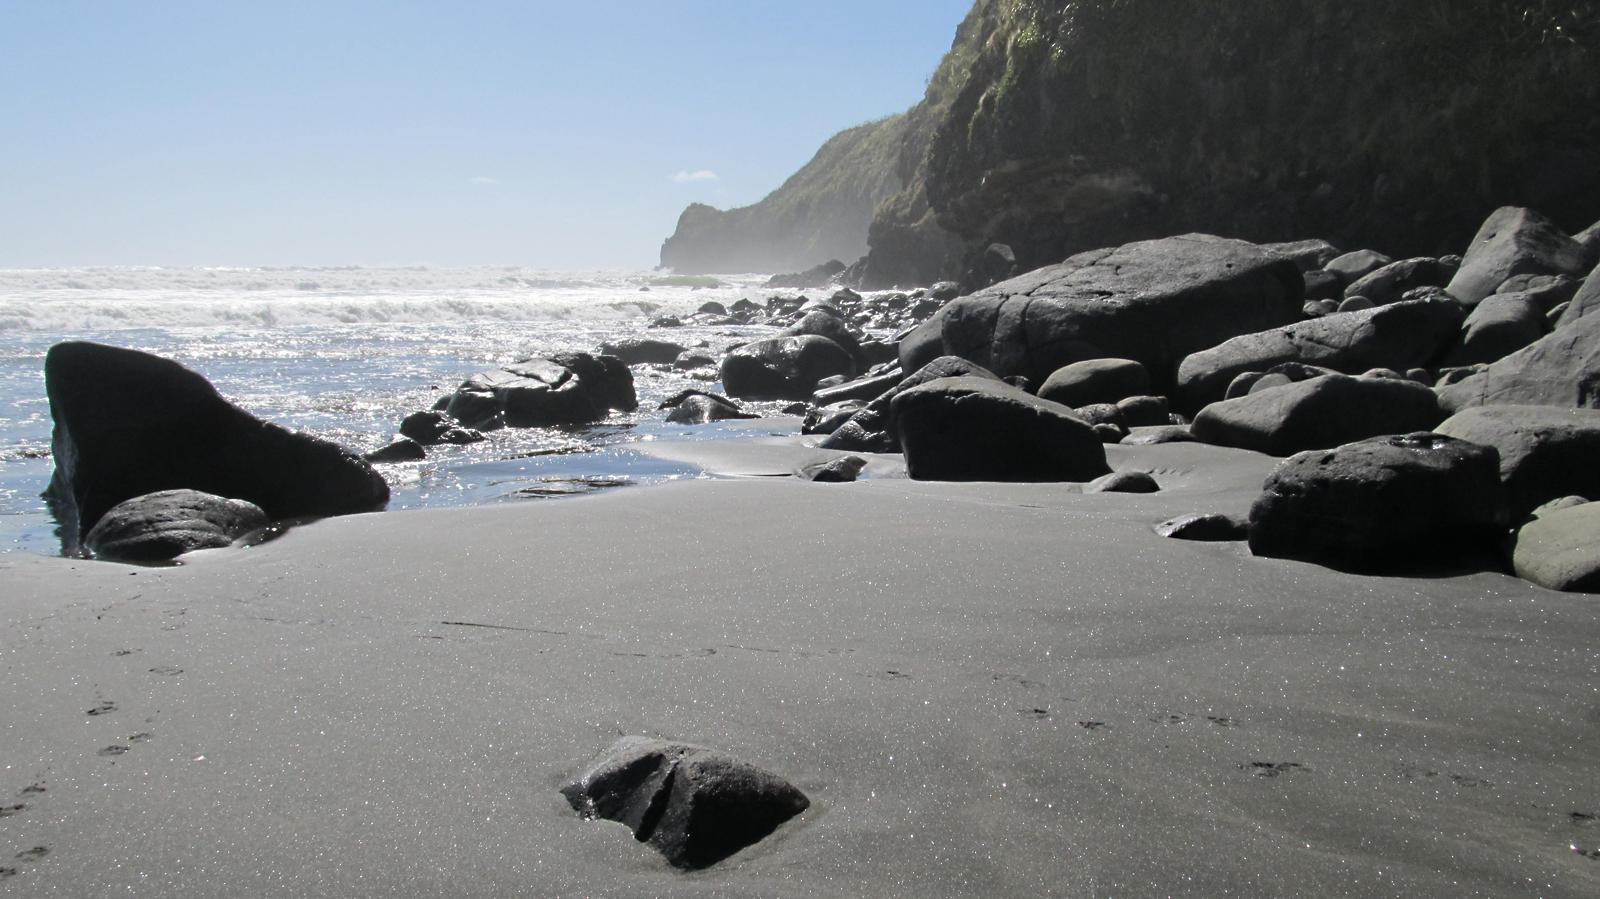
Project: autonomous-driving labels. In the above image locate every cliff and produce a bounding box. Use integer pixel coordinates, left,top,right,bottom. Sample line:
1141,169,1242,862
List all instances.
858,0,1600,287
657,115,907,275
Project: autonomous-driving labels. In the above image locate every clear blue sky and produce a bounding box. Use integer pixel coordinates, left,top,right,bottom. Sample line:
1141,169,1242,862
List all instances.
0,1,974,269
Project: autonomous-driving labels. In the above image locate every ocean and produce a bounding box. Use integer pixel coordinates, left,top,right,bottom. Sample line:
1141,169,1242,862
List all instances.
0,265,817,556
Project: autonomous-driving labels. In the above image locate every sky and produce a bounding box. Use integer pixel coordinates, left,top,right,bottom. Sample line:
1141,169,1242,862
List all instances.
0,1,974,269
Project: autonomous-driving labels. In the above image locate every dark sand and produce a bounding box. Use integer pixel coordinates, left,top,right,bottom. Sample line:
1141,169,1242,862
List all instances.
2,437,1598,897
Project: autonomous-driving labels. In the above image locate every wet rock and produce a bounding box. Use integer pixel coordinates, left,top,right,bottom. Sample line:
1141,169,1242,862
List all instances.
1510,501,1600,592
42,341,389,553
696,301,727,316
673,351,716,370
1176,298,1463,410
1037,358,1151,407
819,356,1000,453
1191,374,1443,456
83,489,269,563
720,335,857,401
1155,512,1248,541
444,354,637,430
801,401,864,435
399,410,485,446
795,455,869,482
599,338,688,366
1446,207,1594,306
1248,433,1508,571
1086,471,1159,494
560,737,809,870
929,281,961,302
660,391,758,424
892,376,1109,482
812,369,903,407
364,439,426,464
1437,311,1600,412
900,234,1302,386
1435,405,1600,520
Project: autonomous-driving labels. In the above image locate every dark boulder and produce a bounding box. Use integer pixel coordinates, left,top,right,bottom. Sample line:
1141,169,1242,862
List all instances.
1343,257,1444,306
1446,207,1594,307
765,260,847,289
445,354,636,430
781,309,863,362
364,439,426,464
399,410,485,446
1037,358,1151,407
43,342,389,553
720,335,857,401
1191,374,1443,457
83,489,269,563
795,455,869,482
660,391,758,424
1115,395,1172,428
801,401,864,435
891,376,1109,482
1443,290,1547,367
1509,501,1600,592
1437,311,1600,412
598,338,687,366
1176,298,1464,410
673,350,716,370
900,234,1302,386
1247,432,1508,572
560,737,809,870
1435,405,1600,520
818,356,1000,453
1086,471,1159,494
1155,512,1248,541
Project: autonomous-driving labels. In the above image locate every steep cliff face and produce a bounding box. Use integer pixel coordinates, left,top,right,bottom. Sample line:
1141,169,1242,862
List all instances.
862,0,1600,287
658,115,907,275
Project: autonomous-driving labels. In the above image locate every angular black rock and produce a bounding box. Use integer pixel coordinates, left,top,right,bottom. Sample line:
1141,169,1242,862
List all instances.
891,375,1109,482
720,335,857,401
561,737,809,869
43,341,389,553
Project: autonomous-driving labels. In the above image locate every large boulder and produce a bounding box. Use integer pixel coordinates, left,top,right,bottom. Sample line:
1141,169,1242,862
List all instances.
720,335,856,401
899,234,1303,386
781,309,863,362
1446,207,1594,306
1343,257,1445,306
1248,433,1509,571
1443,290,1548,367
1437,311,1600,412
83,489,270,563
561,737,809,870
891,376,1109,482
43,342,389,553
818,355,999,453
1037,358,1151,407
1509,501,1600,593
1175,298,1463,409
445,353,636,430
1435,405,1600,520
1191,374,1442,456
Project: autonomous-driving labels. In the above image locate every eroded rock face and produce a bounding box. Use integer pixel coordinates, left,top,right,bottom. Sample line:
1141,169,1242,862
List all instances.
720,336,856,401
1190,374,1442,457
891,375,1109,482
444,353,637,430
83,489,269,563
1435,405,1600,520
1247,433,1508,572
899,234,1302,386
1175,298,1463,410
43,342,389,554
560,737,810,870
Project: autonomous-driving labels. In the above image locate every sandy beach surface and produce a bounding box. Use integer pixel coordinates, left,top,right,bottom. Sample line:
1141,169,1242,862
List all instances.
3,433,1598,897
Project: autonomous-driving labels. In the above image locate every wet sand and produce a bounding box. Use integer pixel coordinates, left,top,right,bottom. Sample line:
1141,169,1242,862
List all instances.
2,439,1598,897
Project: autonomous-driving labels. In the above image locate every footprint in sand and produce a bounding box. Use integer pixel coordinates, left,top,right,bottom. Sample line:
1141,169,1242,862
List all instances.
1241,761,1305,778
1019,707,1050,720
14,847,47,862
19,784,44,796
98,745,130,757
0,804,24,818
992,673,1041,689
1076,720,1106,730
148,666,183,676
867,669,911,681
86,701,116,716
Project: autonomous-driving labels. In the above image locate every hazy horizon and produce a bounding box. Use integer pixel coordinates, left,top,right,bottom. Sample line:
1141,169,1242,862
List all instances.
0,1,972,270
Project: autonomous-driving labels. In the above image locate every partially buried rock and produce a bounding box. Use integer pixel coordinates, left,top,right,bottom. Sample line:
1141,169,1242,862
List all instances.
1155,513,1249,541
1191,373,1442,456
1444,290,1548,366
892,376,1109,482
1247,432,1509,572
83,489,269,563
720,335,856,401
1342,257,1444,306
43,342,389,554
795,455,868,482
364,439,426,464
561,737,809,870
1037,358,1151,407
659,391,757,424
1087,471,1159,494
1509,501,1600,592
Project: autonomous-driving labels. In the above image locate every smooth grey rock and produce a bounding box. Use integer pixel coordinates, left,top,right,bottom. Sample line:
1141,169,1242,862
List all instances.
1446,206,1593,306
364,439,426,464
900,234,1302,385
1248,433,1508,571
561,737,809,870
1323,250,1393,285
1155,512,1248,541
795,455,868,482
1435,405,1600,519
1510,501,1600,592
1038,358,1151,407
1176,299,1463,409
1115,395,1172,427
891,376,1108,482
1437,310,1600,412
1087,471,1159,494
720,335,856,401
1444,290,1547,366
43,342,388,553
1265,239,1342,272
1191,374,1442,456
83,489,269,563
